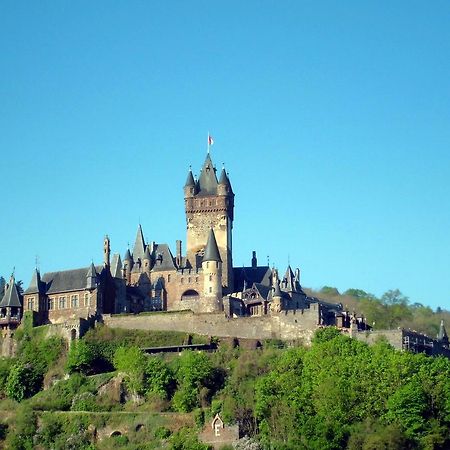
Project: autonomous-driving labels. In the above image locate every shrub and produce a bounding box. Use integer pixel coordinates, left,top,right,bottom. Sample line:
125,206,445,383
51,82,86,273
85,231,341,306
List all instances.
6,363,42,402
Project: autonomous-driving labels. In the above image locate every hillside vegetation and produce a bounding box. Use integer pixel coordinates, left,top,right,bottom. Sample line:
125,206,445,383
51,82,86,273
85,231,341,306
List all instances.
0,324,449,449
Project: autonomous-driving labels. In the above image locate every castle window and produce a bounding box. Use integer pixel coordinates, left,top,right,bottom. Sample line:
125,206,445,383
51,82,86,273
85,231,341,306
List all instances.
209,275,212,282
27,297,34,310
59,296,66,309
209,287,212,293
188,277,191,283
71,295,79,308
48,298,55,310
206,262,209,268
167,274,171,282
84,293,89,307
195,277,198,283
181,278,184,284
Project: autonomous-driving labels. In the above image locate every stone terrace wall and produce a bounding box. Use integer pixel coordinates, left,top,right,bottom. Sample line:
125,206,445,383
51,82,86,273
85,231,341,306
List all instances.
102,305,321,343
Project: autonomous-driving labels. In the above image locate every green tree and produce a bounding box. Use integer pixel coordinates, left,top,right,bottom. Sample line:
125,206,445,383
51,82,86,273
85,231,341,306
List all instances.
385,379,428,438
145,356,175,399
65,340,96,375
172,351,213,412
113,345,147,401
6,363,42,402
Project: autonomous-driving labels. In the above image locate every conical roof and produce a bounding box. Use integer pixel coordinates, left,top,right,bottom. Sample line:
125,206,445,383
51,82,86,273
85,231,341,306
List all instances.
273,279,282,298
218,168,232,191
438,320,449,344
184,169,195,188
197,154,218,195
133,224,146,261
0,278,22,308
24,268,44,294
110,254,123,278
86,263,97,289
203,229,222,263
143,245,151,260
123,248,133,262
284,265,296,292
87,263,97,278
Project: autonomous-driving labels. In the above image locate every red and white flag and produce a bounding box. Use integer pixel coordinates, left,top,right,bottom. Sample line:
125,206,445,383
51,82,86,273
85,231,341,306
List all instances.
208,134,214,146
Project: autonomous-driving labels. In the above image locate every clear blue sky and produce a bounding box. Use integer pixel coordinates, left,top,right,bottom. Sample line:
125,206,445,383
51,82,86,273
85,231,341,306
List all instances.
1,1,449,310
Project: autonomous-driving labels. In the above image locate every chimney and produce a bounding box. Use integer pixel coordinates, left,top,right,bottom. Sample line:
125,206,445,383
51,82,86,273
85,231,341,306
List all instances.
251,251,257,269
176,240,182,265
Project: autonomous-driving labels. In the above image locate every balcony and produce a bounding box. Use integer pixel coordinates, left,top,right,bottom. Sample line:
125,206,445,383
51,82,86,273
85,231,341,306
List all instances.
0,316,21,326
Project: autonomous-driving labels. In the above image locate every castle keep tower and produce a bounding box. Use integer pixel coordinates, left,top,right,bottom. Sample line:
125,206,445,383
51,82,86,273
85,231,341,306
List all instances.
184,153,234,292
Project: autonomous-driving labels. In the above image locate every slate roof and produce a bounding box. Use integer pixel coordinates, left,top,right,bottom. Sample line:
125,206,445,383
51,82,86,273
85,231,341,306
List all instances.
42,266,102,294
133,224,146,262
110,254,123,278
273,279,282,298
254,283,272,300
24,268,45,294
203,229,222,262
197,154,218,195
185,169,196,188
218,168,232,191
233,266,271,292
151,244,177,271
143,245,151,260
438,320,449,343
0,279,22,308
123,248,133,262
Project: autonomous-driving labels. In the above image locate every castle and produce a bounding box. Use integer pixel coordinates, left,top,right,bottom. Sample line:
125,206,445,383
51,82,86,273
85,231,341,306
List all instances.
1,151,448,355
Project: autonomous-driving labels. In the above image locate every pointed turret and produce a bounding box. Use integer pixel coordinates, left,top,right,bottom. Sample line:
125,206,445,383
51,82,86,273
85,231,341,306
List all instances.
25,268,44,295
0,276,22,308
203,229,222,263
270,269,283,313
438,320,449,346
123,248,133,263
103,235,111,267
133,224,146,262
197,154,218,195
185,168,195,188
273,278,282,298
110,254,123,278
202,229,223,312
86,263,97,290
143,245,152,271
283,266,297,292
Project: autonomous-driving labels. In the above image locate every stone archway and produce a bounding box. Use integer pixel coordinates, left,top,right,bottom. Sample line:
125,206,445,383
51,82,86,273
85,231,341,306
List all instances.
110,430,122,437
70,328,77,341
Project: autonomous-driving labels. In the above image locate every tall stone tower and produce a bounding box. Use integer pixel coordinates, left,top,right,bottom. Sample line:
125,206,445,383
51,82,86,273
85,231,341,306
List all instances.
184,153,234,292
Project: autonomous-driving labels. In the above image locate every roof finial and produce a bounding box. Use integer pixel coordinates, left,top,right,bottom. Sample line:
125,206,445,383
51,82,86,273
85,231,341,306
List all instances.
35,255,40,270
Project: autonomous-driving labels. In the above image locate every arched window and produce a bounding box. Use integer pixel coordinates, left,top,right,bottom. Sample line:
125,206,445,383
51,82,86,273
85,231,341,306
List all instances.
181,289,200,301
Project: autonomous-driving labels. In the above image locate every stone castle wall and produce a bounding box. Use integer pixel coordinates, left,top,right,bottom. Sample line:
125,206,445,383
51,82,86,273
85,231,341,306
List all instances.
352,329,403,349
102,304,321,343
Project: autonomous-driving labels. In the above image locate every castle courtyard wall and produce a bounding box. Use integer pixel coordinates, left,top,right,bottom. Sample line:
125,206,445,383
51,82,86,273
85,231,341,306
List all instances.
102,305,321,342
